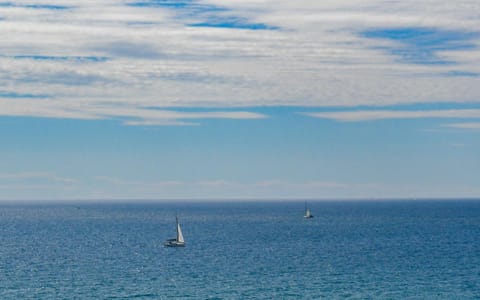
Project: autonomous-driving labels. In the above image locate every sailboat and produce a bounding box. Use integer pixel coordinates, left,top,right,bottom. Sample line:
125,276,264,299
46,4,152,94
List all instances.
164,215,185,247
304,201,314,218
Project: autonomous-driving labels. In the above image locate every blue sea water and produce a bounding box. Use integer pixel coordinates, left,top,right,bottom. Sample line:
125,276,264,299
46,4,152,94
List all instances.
0,200,479,299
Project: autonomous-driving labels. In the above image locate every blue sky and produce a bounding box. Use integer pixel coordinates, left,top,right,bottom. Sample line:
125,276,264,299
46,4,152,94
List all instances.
0,1,479,200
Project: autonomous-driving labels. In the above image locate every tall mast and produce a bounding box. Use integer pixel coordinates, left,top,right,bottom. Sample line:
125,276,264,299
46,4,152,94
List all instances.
176,214,179,241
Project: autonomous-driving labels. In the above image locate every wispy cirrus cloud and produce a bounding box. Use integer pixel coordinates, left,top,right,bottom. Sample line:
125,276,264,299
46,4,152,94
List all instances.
95,176,182,187
304,109,480,122
0,172,77,184
93,176,369,191
118,107,268,126
0,97,267,124
443,122,480,129
2,173,478,200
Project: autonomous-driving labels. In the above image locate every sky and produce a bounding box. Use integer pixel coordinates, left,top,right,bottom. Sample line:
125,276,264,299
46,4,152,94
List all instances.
0,0,479,201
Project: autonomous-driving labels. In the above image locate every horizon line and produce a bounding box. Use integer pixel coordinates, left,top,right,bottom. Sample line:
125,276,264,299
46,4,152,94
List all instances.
0,197,479,204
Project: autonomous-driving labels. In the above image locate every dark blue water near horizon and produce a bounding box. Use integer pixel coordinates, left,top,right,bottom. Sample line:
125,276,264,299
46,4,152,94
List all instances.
0,200,479,299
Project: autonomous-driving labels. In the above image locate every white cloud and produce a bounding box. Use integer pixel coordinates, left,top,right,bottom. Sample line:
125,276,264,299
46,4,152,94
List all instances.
95,176,183,187
0,97,268,124
253,180,350,189
86,177,383,199
443,122,480,129
0,0,479,122
304,109,480,122
195,180,241,188
1,174,478,200
0,172,78,184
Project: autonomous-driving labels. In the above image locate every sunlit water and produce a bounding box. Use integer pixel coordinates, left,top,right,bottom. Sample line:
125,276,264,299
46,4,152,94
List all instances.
0,200,479,299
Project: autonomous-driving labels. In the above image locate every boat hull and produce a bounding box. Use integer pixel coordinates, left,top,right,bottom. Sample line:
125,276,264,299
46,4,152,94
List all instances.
164,239,185,247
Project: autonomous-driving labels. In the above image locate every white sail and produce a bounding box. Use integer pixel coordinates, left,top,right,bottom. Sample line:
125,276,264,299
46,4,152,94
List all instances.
305,208,311,218
165,216,186,247
304,201,313,218
177,221,184,243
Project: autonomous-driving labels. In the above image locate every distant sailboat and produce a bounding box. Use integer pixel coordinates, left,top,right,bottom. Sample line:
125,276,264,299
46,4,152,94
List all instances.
304,201,314,218
164,215,185,247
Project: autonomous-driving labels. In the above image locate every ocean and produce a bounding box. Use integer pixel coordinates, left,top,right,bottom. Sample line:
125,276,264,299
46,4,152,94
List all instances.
0,200,479,299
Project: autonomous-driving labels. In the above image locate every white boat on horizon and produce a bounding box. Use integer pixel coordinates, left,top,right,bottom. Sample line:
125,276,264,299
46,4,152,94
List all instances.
164,215,185,247
304,201,314,218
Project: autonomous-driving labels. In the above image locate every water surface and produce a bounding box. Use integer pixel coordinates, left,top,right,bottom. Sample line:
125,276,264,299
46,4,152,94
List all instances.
0,200,479,298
